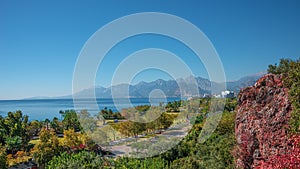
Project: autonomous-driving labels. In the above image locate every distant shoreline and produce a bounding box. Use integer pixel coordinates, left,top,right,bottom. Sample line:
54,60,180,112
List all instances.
0,97,186,101
0,97,184,121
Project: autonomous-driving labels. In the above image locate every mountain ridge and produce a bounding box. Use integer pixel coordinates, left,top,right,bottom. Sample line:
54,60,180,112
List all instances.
24,73,265,100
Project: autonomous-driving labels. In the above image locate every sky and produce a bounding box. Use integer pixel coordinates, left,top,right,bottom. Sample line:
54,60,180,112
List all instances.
0,0,300,100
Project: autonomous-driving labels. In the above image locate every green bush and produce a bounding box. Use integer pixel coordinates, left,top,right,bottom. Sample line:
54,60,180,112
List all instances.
115,157,167,169
47,151,107,169
0,144,7,169
268,58,300,134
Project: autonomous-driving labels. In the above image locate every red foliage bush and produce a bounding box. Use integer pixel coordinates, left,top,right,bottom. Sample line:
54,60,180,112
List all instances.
235,74,299,168
258,135,300,169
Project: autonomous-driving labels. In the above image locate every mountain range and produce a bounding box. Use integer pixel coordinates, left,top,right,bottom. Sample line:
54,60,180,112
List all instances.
30,72,264,100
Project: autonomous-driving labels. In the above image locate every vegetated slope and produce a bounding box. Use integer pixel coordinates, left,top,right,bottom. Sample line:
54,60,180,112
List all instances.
44,98,238,169
235,73,300,168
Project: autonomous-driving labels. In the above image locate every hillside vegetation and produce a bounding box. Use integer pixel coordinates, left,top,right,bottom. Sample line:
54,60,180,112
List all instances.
0,58,299,169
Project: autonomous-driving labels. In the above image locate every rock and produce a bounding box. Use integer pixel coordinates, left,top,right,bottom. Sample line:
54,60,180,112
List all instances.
235,74,294,168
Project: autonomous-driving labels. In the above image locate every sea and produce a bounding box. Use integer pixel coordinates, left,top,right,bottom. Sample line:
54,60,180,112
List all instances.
0,98,182,121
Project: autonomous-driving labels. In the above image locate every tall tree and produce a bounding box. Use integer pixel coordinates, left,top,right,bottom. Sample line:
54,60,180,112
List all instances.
50,117,63,134
0,111,30,151
31,129,61,168
62,110,81,131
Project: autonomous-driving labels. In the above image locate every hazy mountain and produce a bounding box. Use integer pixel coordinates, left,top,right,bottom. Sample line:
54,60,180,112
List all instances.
226,71,266,93
23,96,53,100
68,73,265,99
24,73,265,100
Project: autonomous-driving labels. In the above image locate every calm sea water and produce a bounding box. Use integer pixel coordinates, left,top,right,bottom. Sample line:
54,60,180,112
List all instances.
0,98,182,121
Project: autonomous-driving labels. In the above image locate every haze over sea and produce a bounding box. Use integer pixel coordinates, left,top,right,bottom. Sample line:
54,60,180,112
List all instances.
0,98,181,121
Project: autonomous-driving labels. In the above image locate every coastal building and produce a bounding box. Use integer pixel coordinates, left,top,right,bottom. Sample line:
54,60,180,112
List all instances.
221,90,235,98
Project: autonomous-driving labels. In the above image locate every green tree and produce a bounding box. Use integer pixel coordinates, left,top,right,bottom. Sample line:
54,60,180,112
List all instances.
0,111,30,151
62,110,81,131
165,101,181,112
5,136,22,154
159,113,174,129
268,58,294,75
31,129,61,168
191,115,204,124
44,118,50,130
50,117,63,134
135,105,151,112
0,116,6,144
99,107,116,120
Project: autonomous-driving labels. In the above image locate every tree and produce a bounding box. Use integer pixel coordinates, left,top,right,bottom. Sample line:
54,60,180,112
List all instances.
61,129,82,150
59,110,65,120
113,112,124,119
78,110,97,132
31,129,61,168
0,111,30,151
116,121,145,137
62,110,81,131
77,133,96,151
0,116,6,144
28,120,42,138
159,113,174,129
44,118,50,130
5,136,22,154
50,117,63,134
0,144,7,169
165,101,181,112
191,115,204,124
267,58,294,75
135,105,151,112
99,107,117,120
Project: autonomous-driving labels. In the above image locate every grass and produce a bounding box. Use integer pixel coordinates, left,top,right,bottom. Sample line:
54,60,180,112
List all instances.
29,137,64,145
28,139,39,145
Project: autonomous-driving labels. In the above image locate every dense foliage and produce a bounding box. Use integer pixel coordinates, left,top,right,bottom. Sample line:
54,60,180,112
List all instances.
160,100,236,169
1,98,238,168
0,111,30,153
165,100,182,112
47,151,108,169
100,107,124,120
268,58,300,134
1,59,299,168
45,98,236,169
0,144,7,169
114,157,167,169
61,110,81,131
114,112,176,137
31,129,61,168
266,58,300,168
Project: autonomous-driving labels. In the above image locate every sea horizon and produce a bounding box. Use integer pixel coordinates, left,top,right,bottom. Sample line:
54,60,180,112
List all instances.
0,97,183,121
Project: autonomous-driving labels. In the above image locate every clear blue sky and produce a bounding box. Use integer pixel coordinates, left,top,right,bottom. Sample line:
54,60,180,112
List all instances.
1,0,300,100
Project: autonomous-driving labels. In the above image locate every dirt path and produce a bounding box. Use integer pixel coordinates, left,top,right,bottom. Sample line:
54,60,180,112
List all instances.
104,122,191,157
